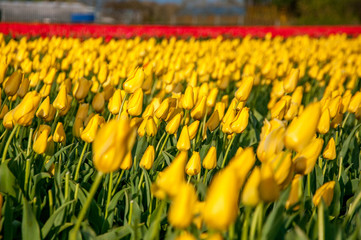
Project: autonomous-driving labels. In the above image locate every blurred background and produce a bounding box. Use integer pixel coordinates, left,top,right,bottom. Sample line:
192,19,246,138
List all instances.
0,0,360,25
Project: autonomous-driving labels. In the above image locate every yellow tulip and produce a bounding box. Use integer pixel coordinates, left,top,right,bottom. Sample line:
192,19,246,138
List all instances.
235,76,253,101
39,84,52,97
259,162,280,202
73,78,91,100
207,88,218,107
291,86,303,105
283,68,299,93
182,86,194,110
3,109,15,129
43,67,57,85
242,167,261,207
17,77,29,98
257,126,285,163
312,181,336,207
206,110,220,132
284,102,321,152
120,151,133,170
186,151,201,176
230,107,249,134
58,95,73,117
53,85,68,111
202,146,217,170
166,113,182,135
139,145,155,170
323,137,336,160
317,109,330,134
33,127,50,154
92,92,105,113
127,88,143,116
188,120,200,140
4,70,22,96
93,118,135,173
293,138,324,175
81,114,100,143
285,174,302,210
168,183,197,229
146,117,158,137
0,105,8,120
203,167,240,231
270,151,293,188
348,91,361,113
53,122,66,144
177,125,191,151
155,98,170,120
175,232,196,240
123,67,145,94
13,91,41,126
36,97,51,120
191,96,206,120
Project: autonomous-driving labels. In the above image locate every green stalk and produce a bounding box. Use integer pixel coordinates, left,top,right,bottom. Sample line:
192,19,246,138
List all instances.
117,93,128,120
242,207,251,240
318,203,325,240
138,170,145,190
112,169,125,196
128,200,134,225
24,158,31,194
69,172,103,240
48,189,54,215
26,128,34,157
74,142,88,181
338,156,343,181
65,171,70,200
157,133,169,159
221,134,236,168
203,169,209,184
2,124,19,163
104,172,113,219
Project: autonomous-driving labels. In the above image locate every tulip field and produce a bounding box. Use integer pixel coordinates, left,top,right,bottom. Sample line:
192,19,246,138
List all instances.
2,24,361,240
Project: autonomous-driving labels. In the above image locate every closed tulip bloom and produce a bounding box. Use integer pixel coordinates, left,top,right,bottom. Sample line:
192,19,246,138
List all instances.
328,96,341,118
284,103,299,121
146,117,157,137
284,102,321,152
53,85,68,111
44,105,56,122
123,67,145,94
175,232,196,240
120,151,133,170
207,88,219,107
271,99,287,120
73,118,84,138
53,122,66,144
93,118,135,173
285,175,302,210
317,109,330,134
152,151,188,198
206,110,220,132
81,114,100,143
39,84,52,97
221,108,236,135
259,162,280,202
13,91,41,126
235,76,254,101
3,109,15,129
203,167,240,231
214,102,226,120
98,63,108,83
177,125,191,151
230,107,249,134
0,105,9,119
73,78,91,100
36,97,51,119
312,181,336,207
166,113,182,135
293,138,324,175
291,86,303,106
340,90,352,114
140,145,155,170
4,70,22,96
257,126,285,163
17,77,29,98
323,137,336,160
137,118,147,137
186,151,201,176
182,86,194,110
283,68,299,93
76,103,89,121
58,95,73,117
188,120,200,140
191,96,206,120
92,92,105,113
270,151,293,188
43,67,57,85
203,146,217,170
127,88,143,116
242,167,261,207
168,183,197,229
155,98,170,120
348,91,361,113
33,127,50,154
142,104,155,118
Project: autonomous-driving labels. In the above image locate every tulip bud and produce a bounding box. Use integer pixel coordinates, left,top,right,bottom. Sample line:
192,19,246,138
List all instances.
257,126,285,163
284,102,321,152
43,68,57,85
186,151,201,176
73,118,84,138
283,68,299,93
291,86,303,105
123,67,145,94
98,63,108,84
13,91,41,126
166,113,182,135
58,95,72,117
53,85,68,111
188,120,200,140
39,84,52,97
207,88,218,107
36,97,51,119
140,145,155,170
285,175,302,210
312,181,335,207
317,109,330,134
0,105,8,119
202,146,217,170
120,151,133,170
92,92,105,113
293,138,324,175
155,98,170,120
108,89,122,115
127,88,143,116
152,151,188,198
33,127,50,154
75,103,89,121
3,109,15,129
146,117,158,137
270,151,293,188
81,114,100,143
348,91,361,113
259,162,280,202
230,107,249,134
323,137,336,160
53,122,66,144
168,183,197,229
206,110,221,132
340,90,352,114
203,167,240,231
93,118,135,173
214,102,226,120
17,77,29,98
328,96,341,118
182,86,194,110
4,70,22,96
175,232,196,240
73,78,91,100
191,96,206,120
235,76,253,101
242,167,261,207
177,125,191,151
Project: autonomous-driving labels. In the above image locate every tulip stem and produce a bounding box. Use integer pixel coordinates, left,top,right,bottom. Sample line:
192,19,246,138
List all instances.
202,107,208,138
26,128,34,157
138,170,145,190
221,134,236,168
69,171,103,240
112,169,125,196
104,172,113,220
24,158,31,195
128,200,134,225
2,124,19,163
242,207,251,240
117,93,128,120
307,173,311,197
250,203,262,240
157,133,169,159
187,175,191,183
203,169,209,184
322,160,328,176
318,203,325,240
338,156,343,181
50,110,59,134
74,142,88,181
156,132,166,152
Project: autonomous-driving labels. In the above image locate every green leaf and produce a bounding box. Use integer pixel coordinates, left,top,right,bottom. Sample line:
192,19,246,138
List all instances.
0,160,17,197
22,195,41,240
261,202,285,240
41,200,75,238
96,225,132,240
340,123,361,160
